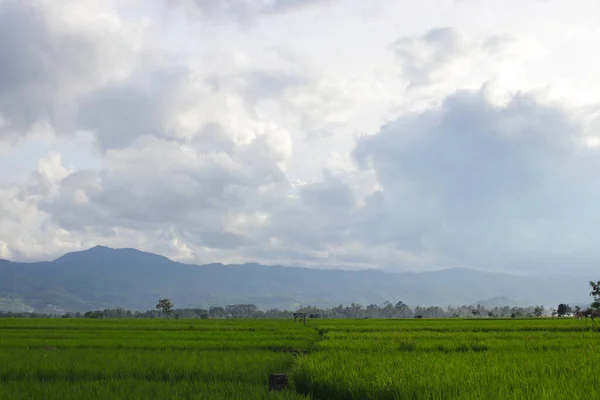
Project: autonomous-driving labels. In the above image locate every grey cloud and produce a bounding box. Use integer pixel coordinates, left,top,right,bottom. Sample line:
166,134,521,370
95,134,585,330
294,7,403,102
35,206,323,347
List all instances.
391,27,514,87
77,83,162,150
8,0,600,274
204,69,308,116
264,175,356,250
13,87,600,274
260,0,334,14
75,69,187,150
243,70,308,103
40,132,290,250
180,229,249,249
0,2,75,134
39,134,356,257
300,175,354,211
78,65,309,151
352,90,600,273
185,0,333,21
391,27,463,87
0,1,123,139
192,123,235,154
0,0,322,153
481,36,516,53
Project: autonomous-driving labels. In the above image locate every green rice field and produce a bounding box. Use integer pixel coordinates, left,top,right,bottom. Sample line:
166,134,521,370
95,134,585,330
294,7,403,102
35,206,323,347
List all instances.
1,318,599,399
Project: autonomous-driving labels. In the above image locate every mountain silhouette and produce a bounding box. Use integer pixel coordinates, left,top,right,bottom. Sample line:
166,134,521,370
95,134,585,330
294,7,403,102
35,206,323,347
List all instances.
0,246,593,312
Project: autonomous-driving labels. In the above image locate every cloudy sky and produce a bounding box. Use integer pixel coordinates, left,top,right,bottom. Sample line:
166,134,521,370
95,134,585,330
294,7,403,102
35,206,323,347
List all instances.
1,0,600,275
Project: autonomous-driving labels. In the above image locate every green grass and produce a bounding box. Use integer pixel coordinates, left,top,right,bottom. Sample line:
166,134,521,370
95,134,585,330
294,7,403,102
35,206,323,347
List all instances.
0,381,303,400
293,318,600,400
2,318,600,399
0,319,314,400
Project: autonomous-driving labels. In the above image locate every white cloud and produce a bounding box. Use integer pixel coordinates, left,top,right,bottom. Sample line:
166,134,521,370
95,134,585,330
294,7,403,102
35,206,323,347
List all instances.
3,0,600,276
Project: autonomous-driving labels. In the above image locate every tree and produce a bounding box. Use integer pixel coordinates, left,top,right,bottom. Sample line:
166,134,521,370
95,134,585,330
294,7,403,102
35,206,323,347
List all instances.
533,306,544,317
557,303,571,317
395,301,412,318
590,281,600,311
209,306,226,318
84,310,103,319
156,298,174,317
226,304,260,318
366,304,381,318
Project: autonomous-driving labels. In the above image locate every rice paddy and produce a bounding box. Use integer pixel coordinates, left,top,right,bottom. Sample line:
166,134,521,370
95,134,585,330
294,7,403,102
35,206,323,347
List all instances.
294,319,600,400
0,319,315,399
1,318,599,399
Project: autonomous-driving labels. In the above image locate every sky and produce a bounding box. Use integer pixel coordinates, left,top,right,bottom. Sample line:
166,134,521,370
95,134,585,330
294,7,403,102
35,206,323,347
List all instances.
1,0,600,275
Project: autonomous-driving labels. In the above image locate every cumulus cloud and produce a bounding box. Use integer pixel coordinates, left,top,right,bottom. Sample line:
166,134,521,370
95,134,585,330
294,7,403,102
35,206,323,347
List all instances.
0,152,78,260
39,131,290,251
353,90,600,273
76,69,188,150
0,0,146,142
16,87,599,274
0,0,371,264
3,0,600,277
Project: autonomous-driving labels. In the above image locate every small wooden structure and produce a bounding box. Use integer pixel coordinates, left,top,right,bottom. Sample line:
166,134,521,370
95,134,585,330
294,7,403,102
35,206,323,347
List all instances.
269,373,289,391
293,312,307,324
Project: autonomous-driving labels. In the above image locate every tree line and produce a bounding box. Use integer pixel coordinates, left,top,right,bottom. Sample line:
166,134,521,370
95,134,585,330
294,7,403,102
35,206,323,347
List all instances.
0,302,549,319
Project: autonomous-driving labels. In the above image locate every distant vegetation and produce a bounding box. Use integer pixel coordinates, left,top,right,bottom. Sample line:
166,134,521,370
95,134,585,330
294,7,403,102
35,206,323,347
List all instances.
0,301,554,320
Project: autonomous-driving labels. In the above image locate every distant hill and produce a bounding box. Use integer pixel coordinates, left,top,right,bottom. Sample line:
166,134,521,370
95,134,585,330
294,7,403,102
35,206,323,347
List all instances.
0,246,594,312
475,296,522,308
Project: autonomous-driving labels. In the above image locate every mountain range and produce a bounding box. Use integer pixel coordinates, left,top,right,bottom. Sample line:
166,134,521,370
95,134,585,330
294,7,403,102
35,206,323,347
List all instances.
0,246,594,313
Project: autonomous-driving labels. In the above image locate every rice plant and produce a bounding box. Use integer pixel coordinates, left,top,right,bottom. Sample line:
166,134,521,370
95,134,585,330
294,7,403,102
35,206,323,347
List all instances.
294,318,600,399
